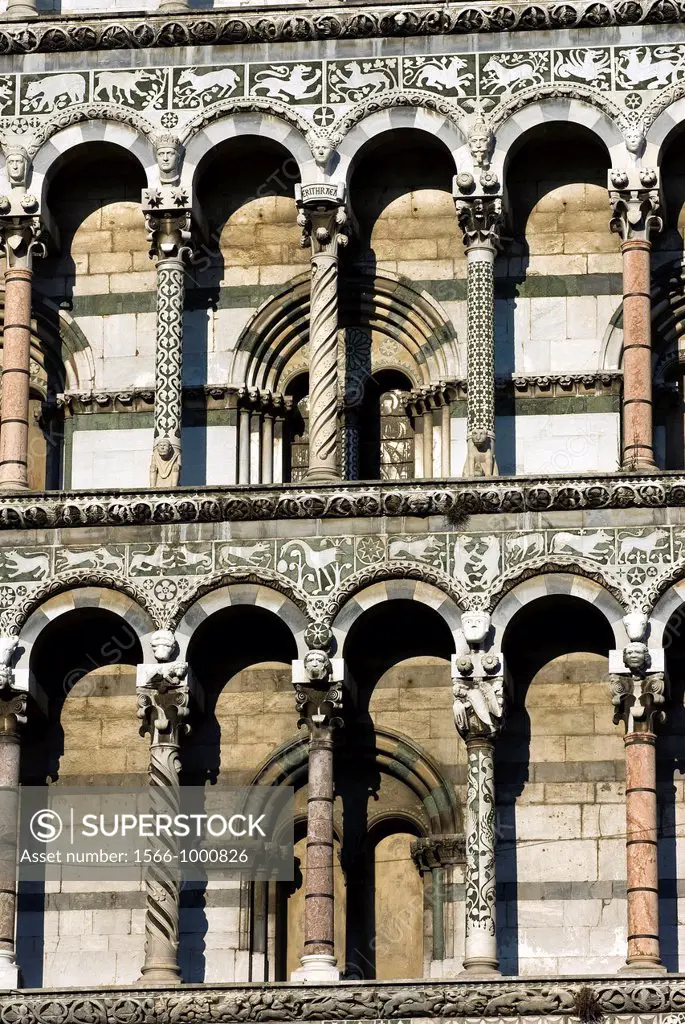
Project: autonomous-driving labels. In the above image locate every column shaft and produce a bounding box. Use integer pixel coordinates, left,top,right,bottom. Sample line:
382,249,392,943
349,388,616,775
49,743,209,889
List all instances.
0,267,32,490
262,414,274,485
422,410,433,478
151,256,185,484
140,737,182,982
465,245,497,474
307,253,339,481
463,734,498,973
0,724,19,977
624,731,661,969
621,239,655,470
303,726,335,958
431,866,445,961
239,408,250,484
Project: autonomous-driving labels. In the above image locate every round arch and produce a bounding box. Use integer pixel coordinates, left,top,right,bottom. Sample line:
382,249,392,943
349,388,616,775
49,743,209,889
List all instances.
231,268,461,391
15,583,156,670
182,106,313,196
649,576,685,648
174,581,309,659
644,92,685,166
330,576,463,655
29,120,156,212
490,571,627,648
335,104,463,184
489,91,626,181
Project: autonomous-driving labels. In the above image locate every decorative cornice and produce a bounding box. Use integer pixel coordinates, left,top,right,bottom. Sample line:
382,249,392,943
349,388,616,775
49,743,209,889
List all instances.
405,372,623,408
1,1,684,57
0,976,680,1021
0,471,685,531
58,386,294,416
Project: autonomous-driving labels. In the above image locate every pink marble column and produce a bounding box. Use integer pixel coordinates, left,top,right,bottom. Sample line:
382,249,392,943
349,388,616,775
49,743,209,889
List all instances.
608,169,662,471
292,645,342,982
621,239,656,470
625,732,661,969
0,265,32,490
303,723,335,961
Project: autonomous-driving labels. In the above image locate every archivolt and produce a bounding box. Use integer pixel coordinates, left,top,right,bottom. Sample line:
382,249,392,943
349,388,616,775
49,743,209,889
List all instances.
489,565,628,647
8,573,156,639
171,568,310,634
233,268,461,390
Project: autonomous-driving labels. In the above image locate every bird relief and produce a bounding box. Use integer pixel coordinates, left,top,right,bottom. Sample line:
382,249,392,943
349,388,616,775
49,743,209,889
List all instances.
553,49,611,88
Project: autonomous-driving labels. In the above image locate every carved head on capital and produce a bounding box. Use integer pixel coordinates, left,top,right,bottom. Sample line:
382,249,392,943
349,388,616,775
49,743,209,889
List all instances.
310,136,335,170
153,134,184,186
4,145,30,190
623,640,650,676
304,649,332,685
468,117,494,170
150,629,178,664
624,125,645,157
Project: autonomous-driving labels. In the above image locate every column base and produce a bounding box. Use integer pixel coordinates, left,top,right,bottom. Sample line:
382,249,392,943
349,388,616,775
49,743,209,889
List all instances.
0,955,19,990
620,957,666,974
621,458,657,472
0,479,29,492
291,954,340,983
138,966,181,984
304,468,341,483
157,2,189,10
461,957,500,976
5,5,38,17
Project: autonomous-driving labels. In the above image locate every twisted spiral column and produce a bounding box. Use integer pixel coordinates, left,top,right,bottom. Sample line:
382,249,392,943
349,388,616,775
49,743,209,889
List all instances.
308,254,339,480
141,740,182,983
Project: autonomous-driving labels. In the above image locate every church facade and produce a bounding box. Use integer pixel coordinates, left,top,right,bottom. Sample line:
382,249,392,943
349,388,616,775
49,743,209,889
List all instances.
0,0,684,1020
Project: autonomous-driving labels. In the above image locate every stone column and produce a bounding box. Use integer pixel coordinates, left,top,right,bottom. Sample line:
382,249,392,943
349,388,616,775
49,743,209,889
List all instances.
291,634,344,982
411,834,466,973
5,0,37,17
0,180,45,491
452,611,505,974
296,184,348,482
454,174,502,478
609,169,662,471
136,630,189,984
144,138,192,488
609,616,667,972
0,638,24,988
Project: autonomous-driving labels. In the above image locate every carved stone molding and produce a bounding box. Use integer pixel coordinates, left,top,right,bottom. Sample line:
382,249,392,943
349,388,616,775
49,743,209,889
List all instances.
2,474,685,533
1,3,685,56
405,372,623,411
0,977,680,1020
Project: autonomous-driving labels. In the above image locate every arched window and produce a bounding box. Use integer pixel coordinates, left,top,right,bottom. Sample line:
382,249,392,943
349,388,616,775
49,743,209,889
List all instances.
358,370,414,481
284,373,309,483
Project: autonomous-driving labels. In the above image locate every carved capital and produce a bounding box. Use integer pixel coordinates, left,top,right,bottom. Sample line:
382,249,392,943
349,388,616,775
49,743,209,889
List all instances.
136,657,190,746
295,182,349,258
453,174,502,252
608,168,662,242
411,834,466,873
0,636,25,736
0,208,46,270
451,651,505,739
142,187,193,260
608,643,666,733
292,652,344,731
